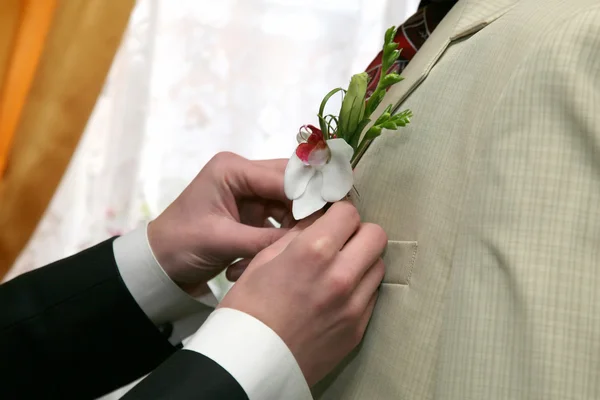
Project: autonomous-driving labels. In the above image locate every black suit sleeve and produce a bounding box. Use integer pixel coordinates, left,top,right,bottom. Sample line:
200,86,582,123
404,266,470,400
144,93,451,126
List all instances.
0,238,176,399
123,350,249,400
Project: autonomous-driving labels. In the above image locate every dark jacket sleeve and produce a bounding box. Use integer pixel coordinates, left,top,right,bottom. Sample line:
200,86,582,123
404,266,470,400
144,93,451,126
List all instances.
123,350,249,400
0,238,176,399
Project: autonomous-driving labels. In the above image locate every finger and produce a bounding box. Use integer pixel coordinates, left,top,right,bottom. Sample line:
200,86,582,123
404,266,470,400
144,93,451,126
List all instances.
226,258,251,281
357,291,379,336
276,205,296,229
264,202,293,225
267,210,322,253
229,158,289,203
221,210,321,261
233,213,321,277
337,223,387,285
252,158,288,173
239,199,291,228
350,258,385,310
290,201,361,258
219,220,288,259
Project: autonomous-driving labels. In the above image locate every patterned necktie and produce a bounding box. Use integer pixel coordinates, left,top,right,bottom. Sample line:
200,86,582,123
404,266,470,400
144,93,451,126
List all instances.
365,0,458,97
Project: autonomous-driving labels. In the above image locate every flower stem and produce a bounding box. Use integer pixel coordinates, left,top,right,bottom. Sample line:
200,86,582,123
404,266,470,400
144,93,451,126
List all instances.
351,139,372,168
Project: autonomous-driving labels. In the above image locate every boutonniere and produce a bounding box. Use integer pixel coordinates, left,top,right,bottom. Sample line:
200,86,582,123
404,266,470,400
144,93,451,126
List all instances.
284,26,413,219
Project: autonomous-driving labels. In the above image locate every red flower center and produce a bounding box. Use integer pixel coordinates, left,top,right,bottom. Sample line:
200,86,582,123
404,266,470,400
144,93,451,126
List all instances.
295,125,330,165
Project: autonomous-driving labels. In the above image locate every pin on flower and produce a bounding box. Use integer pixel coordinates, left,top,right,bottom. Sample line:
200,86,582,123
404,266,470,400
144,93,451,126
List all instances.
284,26,414,220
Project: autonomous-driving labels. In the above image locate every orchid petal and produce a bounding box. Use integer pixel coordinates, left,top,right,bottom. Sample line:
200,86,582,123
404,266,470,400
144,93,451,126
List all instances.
292,172,327,220
306,125,323,142
327,138,354,161
284,153,316,200
296,142,314,164
307,141,331,166
321,139,354,202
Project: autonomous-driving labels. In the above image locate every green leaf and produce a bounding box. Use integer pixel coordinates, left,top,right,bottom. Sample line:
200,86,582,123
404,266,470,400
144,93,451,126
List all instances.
318,87,345,137
318,115,328,138
325,114,339,126
319,88,345,118
338,72,368,140
324,114,339,135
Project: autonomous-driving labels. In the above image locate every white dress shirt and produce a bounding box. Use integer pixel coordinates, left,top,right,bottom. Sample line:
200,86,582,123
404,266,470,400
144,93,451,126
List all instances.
113,226,312,400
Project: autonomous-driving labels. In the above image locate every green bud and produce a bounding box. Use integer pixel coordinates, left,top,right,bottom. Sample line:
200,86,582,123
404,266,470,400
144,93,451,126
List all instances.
385,42,398,54
384,26,397,45
379,112,391,122
381,73,403,88
365,125,383,140
338,72,367,139
386,50,400,67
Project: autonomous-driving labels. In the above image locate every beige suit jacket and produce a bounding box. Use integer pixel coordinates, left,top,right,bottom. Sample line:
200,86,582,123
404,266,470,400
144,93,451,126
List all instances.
313,0,600,398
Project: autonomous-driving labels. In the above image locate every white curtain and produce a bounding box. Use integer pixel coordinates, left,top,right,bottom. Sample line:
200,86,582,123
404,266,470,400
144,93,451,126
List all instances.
8,0,419,288
7,0,418,397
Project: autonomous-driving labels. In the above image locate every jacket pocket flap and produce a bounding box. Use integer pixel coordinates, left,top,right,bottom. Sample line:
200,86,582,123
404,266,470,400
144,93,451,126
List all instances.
382,240,418,285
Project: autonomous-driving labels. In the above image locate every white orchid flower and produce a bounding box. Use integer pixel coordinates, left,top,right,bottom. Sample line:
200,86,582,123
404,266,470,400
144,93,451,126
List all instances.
284,125,354,220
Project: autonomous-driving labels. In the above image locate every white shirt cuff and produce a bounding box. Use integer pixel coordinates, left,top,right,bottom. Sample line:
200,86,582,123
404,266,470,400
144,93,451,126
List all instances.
113,225,215,343
185,308,312,400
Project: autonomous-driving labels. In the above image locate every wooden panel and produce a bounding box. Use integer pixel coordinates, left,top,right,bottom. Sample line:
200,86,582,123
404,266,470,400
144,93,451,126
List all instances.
0,0,136,274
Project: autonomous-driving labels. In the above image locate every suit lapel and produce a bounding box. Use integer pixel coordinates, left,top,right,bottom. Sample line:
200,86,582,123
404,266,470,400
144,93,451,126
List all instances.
451,0,521,40
354,0,520,163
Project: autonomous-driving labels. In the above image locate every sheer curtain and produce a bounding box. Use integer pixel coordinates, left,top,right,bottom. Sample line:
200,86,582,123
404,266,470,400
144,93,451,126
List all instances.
8,0,418,288
7,0,418,396
6,0,421,289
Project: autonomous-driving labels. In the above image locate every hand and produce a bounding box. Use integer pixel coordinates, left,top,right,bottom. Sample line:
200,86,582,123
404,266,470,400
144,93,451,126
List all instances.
219,201,387,386
148,152,293,293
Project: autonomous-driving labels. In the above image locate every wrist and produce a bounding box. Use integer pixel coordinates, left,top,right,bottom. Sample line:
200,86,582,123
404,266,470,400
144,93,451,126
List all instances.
147,219,220,298
147,219,185,285
113,226,213,327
